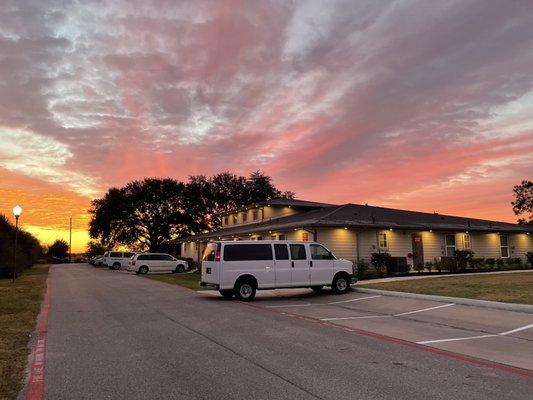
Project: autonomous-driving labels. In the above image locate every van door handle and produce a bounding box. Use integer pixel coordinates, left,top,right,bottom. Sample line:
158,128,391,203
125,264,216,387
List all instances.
291,261,294,268
310,261,313,267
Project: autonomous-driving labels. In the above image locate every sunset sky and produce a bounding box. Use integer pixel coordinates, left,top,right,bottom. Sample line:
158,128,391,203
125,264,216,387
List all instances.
1,0,533,252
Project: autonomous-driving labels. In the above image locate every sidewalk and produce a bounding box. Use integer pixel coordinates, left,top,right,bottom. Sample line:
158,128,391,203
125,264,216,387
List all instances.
357,269,533,285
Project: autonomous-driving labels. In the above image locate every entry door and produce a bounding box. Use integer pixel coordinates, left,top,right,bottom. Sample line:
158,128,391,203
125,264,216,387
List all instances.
309,244,334,285
289,244,310,286
412,234,424,269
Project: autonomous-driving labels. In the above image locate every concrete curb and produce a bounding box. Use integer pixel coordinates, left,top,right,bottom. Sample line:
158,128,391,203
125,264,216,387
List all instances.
355,287,533,314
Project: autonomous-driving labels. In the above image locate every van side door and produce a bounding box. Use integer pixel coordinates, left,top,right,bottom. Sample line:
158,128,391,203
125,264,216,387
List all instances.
273,244,291,288
309,244,335,285
289,244,310,287
222,244,274,289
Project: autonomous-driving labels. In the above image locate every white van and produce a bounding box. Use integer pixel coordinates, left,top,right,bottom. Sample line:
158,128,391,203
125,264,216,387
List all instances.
128,253,189,274
103,251,137,270
200,240,355,301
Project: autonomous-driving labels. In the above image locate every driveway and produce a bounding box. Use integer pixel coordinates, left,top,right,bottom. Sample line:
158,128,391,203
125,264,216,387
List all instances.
40,264,532,399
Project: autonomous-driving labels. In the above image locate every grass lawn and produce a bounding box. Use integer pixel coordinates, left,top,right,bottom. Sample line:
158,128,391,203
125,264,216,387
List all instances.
0,264,49,400
359,272,533,305
144,272,204,291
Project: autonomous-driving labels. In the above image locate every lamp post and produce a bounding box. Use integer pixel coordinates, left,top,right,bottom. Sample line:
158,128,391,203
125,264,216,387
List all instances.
12,205,22,283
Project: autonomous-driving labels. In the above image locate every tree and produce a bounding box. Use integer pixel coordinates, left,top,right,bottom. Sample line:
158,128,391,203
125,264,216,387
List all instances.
184,171,294,231
48,239,69,259
85,240,107,258
89,178,192,252
512,180,533,224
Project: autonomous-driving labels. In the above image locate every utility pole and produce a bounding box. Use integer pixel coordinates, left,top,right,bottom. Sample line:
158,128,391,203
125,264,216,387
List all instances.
69,216,72,263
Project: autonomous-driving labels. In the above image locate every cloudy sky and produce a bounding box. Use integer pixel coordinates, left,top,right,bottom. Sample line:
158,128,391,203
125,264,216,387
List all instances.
1,0,532,251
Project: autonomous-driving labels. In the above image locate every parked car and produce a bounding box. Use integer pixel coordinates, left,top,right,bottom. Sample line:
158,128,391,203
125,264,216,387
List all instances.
128,253,189,274
103,251,136,270
200,240,355,301
94,256,104,266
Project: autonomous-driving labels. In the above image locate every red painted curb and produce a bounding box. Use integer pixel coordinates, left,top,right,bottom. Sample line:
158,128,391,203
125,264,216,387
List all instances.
26,272,51,400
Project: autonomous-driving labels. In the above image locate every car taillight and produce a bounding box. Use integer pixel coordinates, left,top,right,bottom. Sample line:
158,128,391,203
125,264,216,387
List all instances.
215,250,221,261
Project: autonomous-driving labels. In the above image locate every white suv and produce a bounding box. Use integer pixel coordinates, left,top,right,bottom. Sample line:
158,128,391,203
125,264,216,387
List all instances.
128,253,188,274
200,240,355,301
103,251,136,270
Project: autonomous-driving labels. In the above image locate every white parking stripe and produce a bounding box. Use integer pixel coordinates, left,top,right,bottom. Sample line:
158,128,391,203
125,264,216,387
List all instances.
417,334,497,345
320,303,454,321
498,323,533,336
265,295,381,308
394,303,455,316
321,315,391,321
417,323,533,345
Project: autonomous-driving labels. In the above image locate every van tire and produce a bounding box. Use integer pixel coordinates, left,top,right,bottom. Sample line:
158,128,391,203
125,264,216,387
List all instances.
311,286,323,292
174,265,185,273
234,278,257,302
219,290,234,299
112,262,121,270
332,273,350,294
138,266,149,275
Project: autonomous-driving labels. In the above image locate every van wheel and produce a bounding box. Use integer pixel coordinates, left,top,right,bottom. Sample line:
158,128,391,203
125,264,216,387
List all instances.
112,262,121,270
311,286,323,292
138,266,149,275
174,265,184,273
332,274,350,294
235,280,256,302
219,290,234,299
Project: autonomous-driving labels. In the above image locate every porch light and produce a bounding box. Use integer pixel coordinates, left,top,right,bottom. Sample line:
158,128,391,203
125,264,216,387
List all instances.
344,227,348,230
389,228,393,231
268,231,272,233
429,230,433,233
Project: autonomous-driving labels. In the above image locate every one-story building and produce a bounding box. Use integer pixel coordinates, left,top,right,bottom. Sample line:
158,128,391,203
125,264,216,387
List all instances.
176,198,533,269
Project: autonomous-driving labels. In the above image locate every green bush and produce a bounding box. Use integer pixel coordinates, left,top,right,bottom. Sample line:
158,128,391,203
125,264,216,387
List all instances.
527,252,533,267
434,257,443,273
469,258,485,269
425,261,433,273
454,250,474,272
496,258,505,270
370,252,392,276
355,259,369,279
486,258,496,268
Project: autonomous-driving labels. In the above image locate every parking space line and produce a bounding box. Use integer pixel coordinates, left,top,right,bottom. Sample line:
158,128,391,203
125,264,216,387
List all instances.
394,303,455,316
417,323,533,345
265,295,381,308
417,334,497,345
320,303,455,321
498,323,533,336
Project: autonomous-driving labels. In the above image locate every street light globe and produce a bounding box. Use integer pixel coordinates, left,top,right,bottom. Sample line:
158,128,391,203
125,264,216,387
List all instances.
13,205,22,217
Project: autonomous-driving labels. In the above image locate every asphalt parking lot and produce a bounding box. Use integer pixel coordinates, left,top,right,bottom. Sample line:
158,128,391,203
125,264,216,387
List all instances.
38,264,533,400
202,287,533,371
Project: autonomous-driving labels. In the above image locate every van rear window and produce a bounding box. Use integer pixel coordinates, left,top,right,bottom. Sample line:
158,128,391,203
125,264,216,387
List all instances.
223,244,273,261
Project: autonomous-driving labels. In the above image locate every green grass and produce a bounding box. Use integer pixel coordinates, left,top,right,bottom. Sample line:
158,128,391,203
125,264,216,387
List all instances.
0,265,49,400
144,272,204,291
359,272,533,305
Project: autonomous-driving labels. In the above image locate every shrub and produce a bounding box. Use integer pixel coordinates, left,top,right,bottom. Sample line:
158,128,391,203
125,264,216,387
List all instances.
454,250,474,272
486,258,496,268
527,252,533,267
370,252,392,276
496,258,505,270
425,261,433,273
434,257,443,273
469,258,485,270
355,259,369,279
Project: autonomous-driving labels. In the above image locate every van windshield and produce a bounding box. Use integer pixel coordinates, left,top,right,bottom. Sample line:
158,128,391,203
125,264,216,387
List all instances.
202,243,218,262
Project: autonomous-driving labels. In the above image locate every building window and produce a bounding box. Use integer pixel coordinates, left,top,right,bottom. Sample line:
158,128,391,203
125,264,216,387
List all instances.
500,234,509,258
445,234,456,256
378,233,387,249
252,209,258,220
463,234,471,250
278,234,287,240
232,214,238,224
224,216,229,225
256,236,263,240
270,235,277,240
242,213,248,223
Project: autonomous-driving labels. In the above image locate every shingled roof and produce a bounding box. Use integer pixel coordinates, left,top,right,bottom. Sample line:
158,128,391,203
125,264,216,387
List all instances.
175,203,532,242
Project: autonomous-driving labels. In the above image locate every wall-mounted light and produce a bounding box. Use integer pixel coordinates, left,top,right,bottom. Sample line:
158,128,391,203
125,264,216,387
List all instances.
429,230,433,233
389,228,393,231
344,227,348,230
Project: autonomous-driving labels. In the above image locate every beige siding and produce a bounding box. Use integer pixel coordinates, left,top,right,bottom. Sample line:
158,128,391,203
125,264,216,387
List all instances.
510,233,532,260
417,231,445,263
222,206,297,228
470,233,501,259
262,206,298,220
316,228,357,261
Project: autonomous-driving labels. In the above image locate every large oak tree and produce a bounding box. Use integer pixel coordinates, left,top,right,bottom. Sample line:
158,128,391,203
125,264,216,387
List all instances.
512,180,533,224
